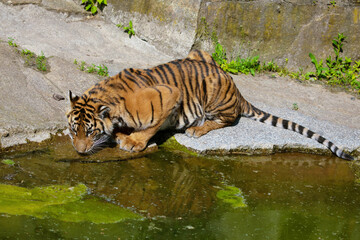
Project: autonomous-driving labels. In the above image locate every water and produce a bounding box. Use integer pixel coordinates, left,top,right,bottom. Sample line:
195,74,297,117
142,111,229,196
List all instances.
1,136,359,239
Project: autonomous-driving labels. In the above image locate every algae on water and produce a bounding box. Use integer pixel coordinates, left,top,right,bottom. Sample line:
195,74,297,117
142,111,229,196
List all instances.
43,197,142,223
1,159,15,166
0,183,142,223
216,185,247,208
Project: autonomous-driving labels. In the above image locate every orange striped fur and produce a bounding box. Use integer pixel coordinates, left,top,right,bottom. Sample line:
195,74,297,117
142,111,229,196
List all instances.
67,50,353,160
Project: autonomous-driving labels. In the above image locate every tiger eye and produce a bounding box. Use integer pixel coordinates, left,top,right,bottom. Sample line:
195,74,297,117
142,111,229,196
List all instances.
86,129,94,136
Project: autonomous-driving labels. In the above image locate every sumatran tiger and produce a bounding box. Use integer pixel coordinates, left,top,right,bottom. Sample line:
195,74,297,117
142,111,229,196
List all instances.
66,50,354,160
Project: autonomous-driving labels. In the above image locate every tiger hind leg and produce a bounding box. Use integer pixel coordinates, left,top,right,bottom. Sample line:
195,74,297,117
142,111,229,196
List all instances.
185,120,229,138
185,72,240,138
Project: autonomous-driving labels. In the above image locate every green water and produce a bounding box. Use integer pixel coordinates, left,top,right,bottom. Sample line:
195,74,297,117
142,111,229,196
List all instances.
1,137,360,239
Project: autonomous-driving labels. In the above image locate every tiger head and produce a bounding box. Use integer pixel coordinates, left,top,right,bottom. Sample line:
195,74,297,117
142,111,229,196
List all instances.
66,91,113,154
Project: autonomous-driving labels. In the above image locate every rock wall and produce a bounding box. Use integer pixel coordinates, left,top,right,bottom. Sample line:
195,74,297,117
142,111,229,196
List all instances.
105,0,360,70
103,0,201,58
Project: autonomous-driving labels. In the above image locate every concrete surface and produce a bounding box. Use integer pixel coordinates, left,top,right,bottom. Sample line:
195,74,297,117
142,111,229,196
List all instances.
0,1,359,158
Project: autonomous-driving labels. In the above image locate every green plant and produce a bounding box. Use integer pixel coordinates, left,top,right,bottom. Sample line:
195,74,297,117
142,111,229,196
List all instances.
212,42,260,76
209,32,359,93
81,0,107,14
21,49,33,57
262,60,280,72
36,51,47,72
75,60,109,77
234,56,260,76
8,37,17,47
292,103,299,111
6,38,48,72
87,64,97,73
120,20,135,38
330,0,336,7
277,58,292,77
79,61,86,71
212,42,228,70
96,64,109,77
308,33,360,91
309,52,327,78
288,69,302,80
21,49,35,65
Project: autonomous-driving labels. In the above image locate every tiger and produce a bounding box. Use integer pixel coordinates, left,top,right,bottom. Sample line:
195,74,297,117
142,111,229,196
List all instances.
66,50,354,160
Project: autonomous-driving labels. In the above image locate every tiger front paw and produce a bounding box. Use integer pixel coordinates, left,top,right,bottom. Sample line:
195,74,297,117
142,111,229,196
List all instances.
118,136,146,152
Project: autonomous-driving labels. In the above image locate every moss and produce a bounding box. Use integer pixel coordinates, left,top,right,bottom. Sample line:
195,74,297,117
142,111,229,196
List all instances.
354,8,359,24
42,197,142,223
30,184,87,204
0,183,142,223
195,17,211,40
0,184,32,200
216,185,247,208
128,0,169,23
159,136,198,156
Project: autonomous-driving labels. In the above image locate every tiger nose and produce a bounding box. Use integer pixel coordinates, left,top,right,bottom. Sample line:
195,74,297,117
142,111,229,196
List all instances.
76,141,88,154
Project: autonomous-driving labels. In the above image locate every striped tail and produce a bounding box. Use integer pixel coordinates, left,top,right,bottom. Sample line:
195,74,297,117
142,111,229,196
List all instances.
242,104,354,161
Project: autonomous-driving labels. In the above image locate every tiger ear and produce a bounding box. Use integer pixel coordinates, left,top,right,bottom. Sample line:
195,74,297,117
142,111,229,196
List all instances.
69,90,79,107
98,105,110,119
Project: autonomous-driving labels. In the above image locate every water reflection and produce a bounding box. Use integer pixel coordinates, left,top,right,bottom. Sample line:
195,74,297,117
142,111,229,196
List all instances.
0,137,222,217
1,136,360,239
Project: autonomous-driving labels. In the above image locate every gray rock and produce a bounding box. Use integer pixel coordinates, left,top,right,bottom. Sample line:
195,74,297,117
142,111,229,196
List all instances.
103,0,201,58
0,0,41,4
41,0,86,13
